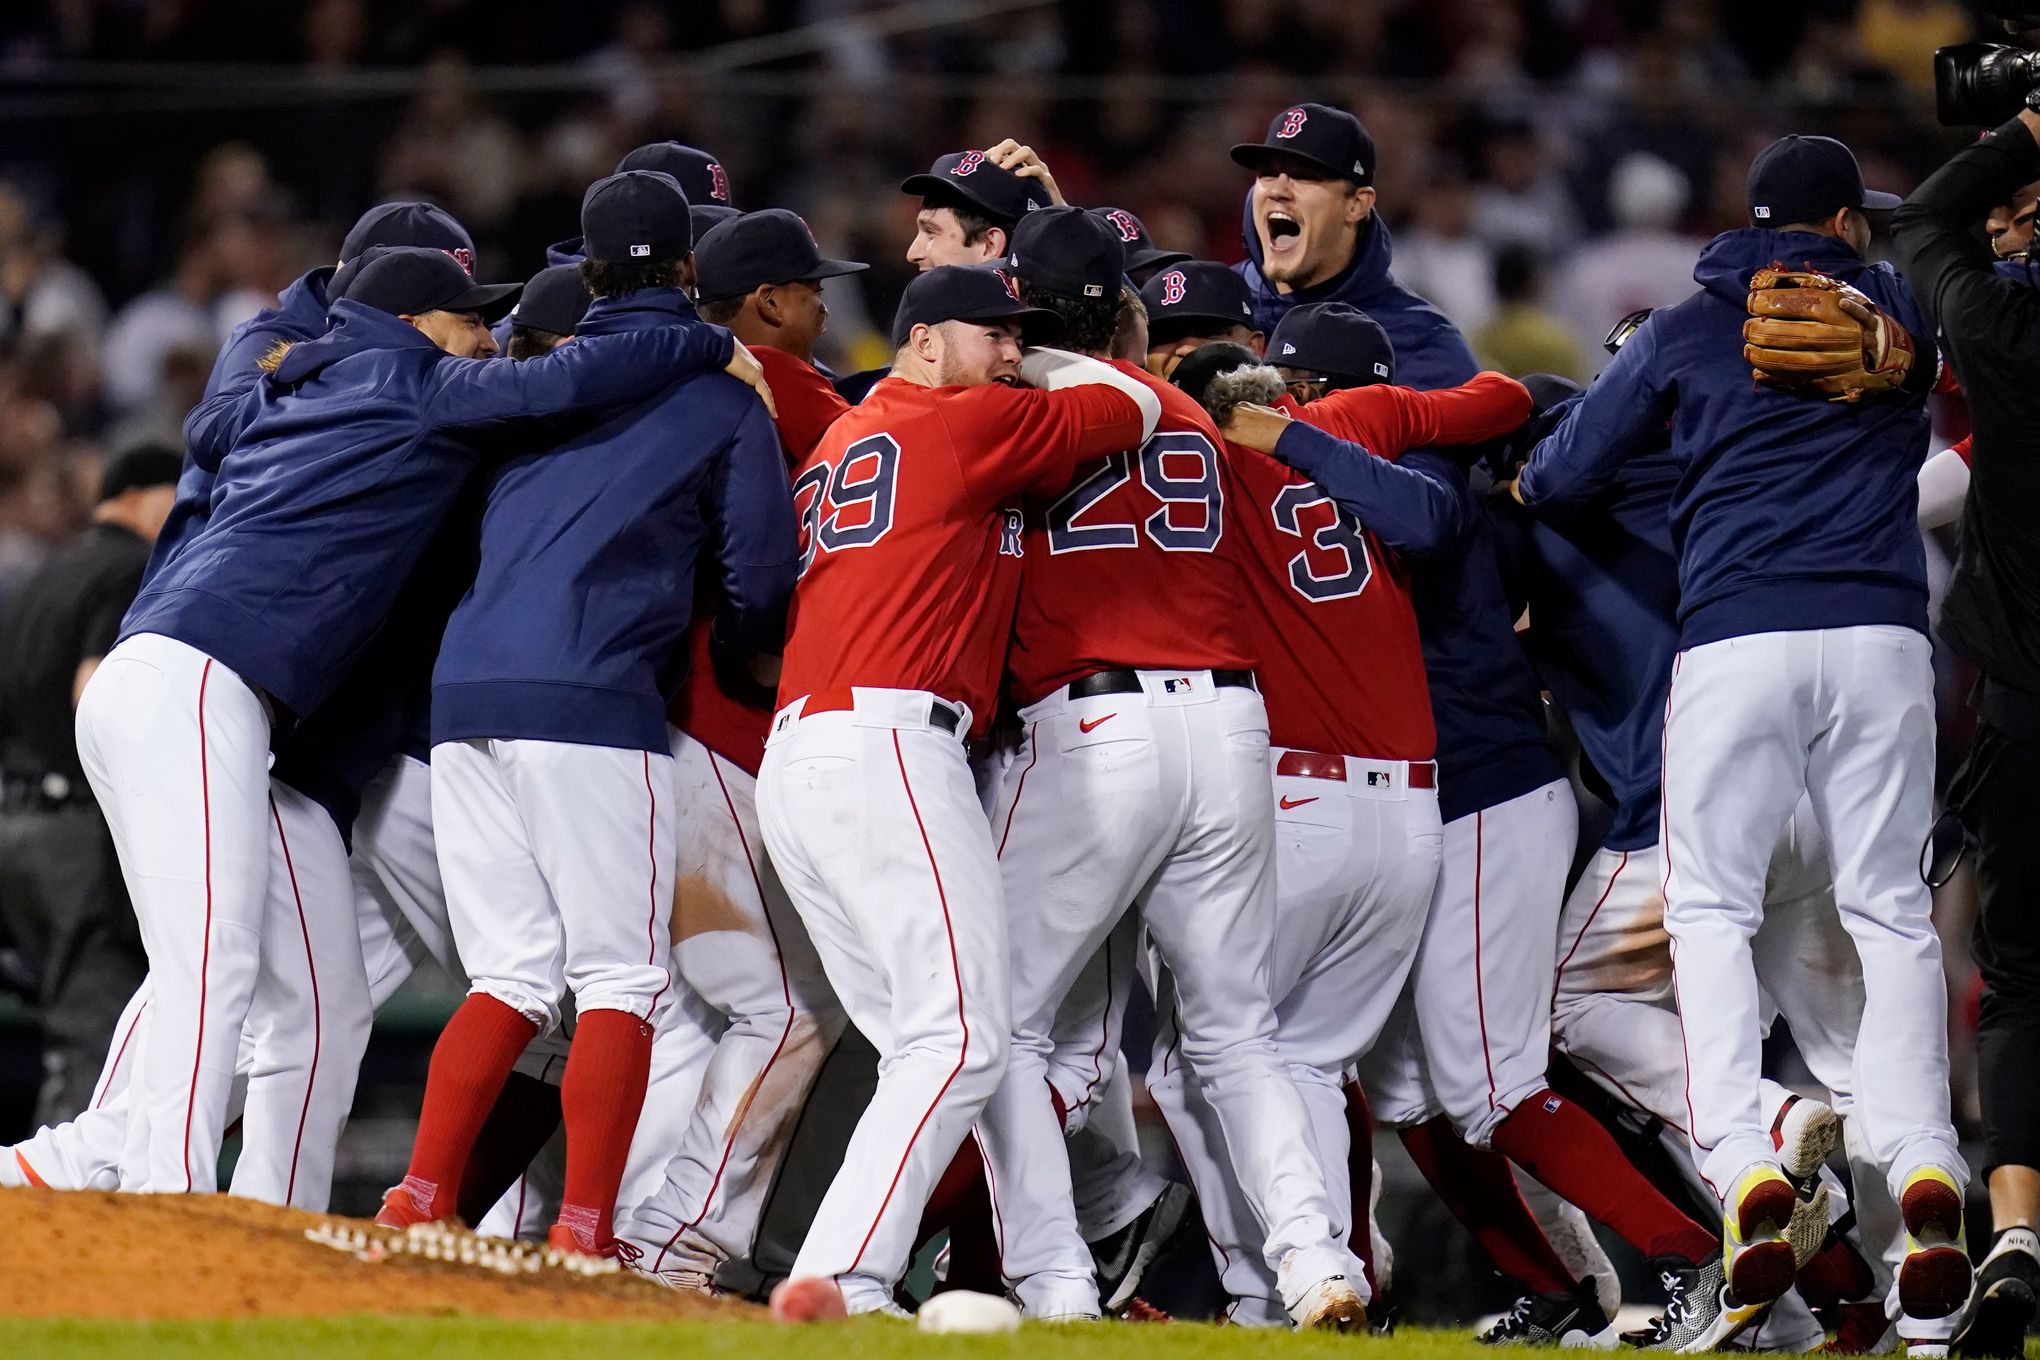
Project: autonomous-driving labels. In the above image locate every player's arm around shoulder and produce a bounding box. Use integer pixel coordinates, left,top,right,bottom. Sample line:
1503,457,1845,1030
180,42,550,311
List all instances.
423,321,737,432
705,384,801,659
1516,318,1671,510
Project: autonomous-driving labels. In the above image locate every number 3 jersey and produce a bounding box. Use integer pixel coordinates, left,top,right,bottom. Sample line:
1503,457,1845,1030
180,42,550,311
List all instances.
1006,362,1257,707
776,374,1146,736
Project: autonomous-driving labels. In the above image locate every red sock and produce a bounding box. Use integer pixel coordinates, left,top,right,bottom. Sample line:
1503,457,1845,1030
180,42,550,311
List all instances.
402,993,538,1219
1345,1082,1379,1297
1400,1115,1576,1294
556,1007,655,1245
1491,1089,1717,1264
1796,1232,1876,1312
455,1071,565,1226
914,1135,1004,1293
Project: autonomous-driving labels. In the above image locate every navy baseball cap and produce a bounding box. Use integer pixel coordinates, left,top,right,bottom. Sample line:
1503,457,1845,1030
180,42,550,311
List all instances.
1270,303,1396,386
616,141,736,210
694,209,868,303
339,201,475,272
691,203,741,245
1232,103,1375,185
1747,136,1901,228
334,245,521,321
1089,206,1192,274
582,170,692,265
1139,261,1258,343
900,151,1052,227
1008,206,1126,301
509,263,592,336
890,264,1062,348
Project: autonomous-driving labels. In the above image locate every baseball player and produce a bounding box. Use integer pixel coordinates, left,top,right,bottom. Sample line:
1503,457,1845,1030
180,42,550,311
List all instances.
618,208,864,1287
758,263,1160,1317
1517,134,1967,1347
903,152,1052,272
1140,262,1263,379
382,173,796,1260
78,242,748,1197
1150,312,1536,1329
970,208,1365,1330
1228,97,1732,1334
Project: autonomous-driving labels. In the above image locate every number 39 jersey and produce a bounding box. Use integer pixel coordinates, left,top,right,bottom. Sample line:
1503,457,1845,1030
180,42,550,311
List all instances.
1006,362,1257,706
777,375,1146,736
1225,393,1439,762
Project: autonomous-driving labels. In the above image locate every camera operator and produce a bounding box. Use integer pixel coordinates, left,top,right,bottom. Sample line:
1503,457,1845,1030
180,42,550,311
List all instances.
1890,90,2040,1356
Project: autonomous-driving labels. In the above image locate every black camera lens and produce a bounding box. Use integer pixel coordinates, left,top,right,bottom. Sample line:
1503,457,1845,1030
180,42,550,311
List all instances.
1936,42,2040,127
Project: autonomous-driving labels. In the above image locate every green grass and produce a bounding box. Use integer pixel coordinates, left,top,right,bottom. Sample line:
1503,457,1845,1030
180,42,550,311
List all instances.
3,1316,1510,1360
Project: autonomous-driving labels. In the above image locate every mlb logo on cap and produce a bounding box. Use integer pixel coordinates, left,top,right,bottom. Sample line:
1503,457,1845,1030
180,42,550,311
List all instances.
1754,206,1771,219
1373,361,1390,377
630,244,651,257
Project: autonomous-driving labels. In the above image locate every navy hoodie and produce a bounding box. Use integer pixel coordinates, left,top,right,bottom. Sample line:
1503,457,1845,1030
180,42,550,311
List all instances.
122,298,734,720
1237,201,1559,822
1494,402,1683,852
1520,231,1933,648
432,288,798,755
149,266,337,584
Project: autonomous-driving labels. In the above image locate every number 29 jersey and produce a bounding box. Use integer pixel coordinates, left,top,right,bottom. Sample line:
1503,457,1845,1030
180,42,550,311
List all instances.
776,375,1146,736
1006,362,1257,707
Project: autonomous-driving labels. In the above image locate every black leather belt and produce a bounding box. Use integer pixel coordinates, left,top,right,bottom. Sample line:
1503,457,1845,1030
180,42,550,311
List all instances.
1066,668,1257,700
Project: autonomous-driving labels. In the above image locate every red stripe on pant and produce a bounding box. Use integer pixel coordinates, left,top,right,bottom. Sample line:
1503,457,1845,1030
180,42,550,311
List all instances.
643,751,671,1014
185,658,217,1193
846,731,971,1273
270,796,323,1206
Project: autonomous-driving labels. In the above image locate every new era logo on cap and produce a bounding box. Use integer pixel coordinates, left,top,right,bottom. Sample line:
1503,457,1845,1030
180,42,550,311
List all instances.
1281,342,1297,354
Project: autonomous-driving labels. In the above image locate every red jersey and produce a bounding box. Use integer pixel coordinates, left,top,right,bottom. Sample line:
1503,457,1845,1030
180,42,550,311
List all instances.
669,346,851,774
1233,375,1530,759
778,375,1145,736
1006,362,1257,706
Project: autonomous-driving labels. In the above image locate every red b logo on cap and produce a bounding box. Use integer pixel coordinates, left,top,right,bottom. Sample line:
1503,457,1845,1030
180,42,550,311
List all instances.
993,268,1021,301
1159,270,1187,305
1105,209,1141,243
448,246,474,275
708,163,731,203
954,151,986,176
1278,107,1308,139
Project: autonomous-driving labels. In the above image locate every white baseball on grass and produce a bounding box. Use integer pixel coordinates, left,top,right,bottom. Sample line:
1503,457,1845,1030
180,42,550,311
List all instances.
917,1291,1022,1334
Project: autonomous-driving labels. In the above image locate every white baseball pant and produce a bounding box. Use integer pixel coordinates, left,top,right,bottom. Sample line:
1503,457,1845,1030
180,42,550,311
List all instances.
74,632,275,1193
975,674,1360,1318
431,738,675,1029
1149,749,1442,1323
1363,778,1577,1143
622,731,846,1277
757,689,1010,1314
1662,627,1964,1200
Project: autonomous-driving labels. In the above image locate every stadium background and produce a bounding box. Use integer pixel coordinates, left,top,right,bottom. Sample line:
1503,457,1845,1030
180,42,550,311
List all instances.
0,0,2005,1322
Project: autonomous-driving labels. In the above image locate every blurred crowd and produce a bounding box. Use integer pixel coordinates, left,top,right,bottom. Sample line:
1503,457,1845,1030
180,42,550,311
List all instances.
0,0,1995,590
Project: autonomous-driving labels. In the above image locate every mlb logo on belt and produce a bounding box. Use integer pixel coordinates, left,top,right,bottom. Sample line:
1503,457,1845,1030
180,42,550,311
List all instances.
774,710,794,733
1367,770,1390,788
1163,676,1194,693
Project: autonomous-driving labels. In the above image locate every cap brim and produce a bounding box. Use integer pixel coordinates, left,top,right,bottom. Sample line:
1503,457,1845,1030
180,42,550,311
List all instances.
443,281,524,324
799,257,871,282
901,174,1007,222
1229,143,1349,179
1127,247,1193,272
1861,189,1903,212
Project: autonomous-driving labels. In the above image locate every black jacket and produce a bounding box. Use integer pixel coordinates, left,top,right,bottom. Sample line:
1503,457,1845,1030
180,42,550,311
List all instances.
1891,116,2040,700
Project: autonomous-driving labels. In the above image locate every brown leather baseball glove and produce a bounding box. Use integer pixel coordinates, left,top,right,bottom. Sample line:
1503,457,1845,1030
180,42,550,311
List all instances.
1743,264,1916,403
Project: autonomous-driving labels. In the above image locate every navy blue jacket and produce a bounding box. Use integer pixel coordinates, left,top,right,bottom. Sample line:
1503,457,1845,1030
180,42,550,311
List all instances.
148,267,337,585
432,288,798,754
122,298,734,720
1238,207,1559,821
1520,230,1933,648
1495,399,1683,852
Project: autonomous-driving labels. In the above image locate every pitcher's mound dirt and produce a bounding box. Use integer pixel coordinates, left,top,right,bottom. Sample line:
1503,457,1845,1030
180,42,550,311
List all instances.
0,1186,745,1321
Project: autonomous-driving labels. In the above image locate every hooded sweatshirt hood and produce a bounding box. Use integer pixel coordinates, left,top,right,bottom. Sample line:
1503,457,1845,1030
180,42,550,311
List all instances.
1691,227,1882,304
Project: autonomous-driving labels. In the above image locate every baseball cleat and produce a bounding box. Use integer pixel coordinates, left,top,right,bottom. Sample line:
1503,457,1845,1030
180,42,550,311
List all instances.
1819,1300,1894,1354
1787,1181,1835,1271
1288,1274,1368,1331
1897,1168,1972,1322
374,1176,445,1230
547,1219,628,1261
1089,1180,1191,1314
1770,1094,1842,1196
1950,1227,2039,1358
1639,1254,1775,1352
1477,1275,1619,1348
1122,1297,1173,1323
1725,1165,1802,1309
